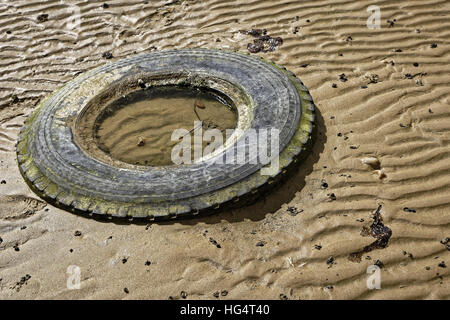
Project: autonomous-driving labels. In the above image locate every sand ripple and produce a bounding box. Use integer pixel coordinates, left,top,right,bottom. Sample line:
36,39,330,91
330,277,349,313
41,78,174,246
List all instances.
0,0,449,299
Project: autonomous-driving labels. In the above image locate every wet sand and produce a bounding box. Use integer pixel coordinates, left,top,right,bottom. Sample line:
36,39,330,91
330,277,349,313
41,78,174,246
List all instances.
0,0,449,299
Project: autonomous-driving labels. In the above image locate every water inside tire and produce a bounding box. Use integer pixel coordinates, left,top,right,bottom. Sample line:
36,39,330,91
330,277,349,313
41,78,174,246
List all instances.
94,86,237,166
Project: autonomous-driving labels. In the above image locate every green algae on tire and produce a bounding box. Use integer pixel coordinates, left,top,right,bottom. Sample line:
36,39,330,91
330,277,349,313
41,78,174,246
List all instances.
16,49,315,220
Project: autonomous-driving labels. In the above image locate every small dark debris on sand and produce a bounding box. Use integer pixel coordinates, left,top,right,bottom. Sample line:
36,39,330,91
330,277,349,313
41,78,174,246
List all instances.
321,180,328,189
241,29,283,53
209,237,221,248
221,290,228,296
13,243,20,251
0,180,6,184
213,291,220,298
103,3,109,9
339,73,348,82
430,43,438,48
0,236,2,244
279,293,289,300
404,72,427,80
403,251,414,259
326,256,335,267
145,260,151,266
11,94,19,104
256,241,266,247
349,205,392,262
37,14,49,23
438,261,446,268
122,258,128,264
403,207,416,213
328,193,336,201
11,274,31,292
102,51,113,59
287,206,302,216
314,244,322,250
180,291,187,299
240,28,267,37
124,287,129,294
74,230,82,237
331,83,337,88
374,259,384,268
387,19,396,27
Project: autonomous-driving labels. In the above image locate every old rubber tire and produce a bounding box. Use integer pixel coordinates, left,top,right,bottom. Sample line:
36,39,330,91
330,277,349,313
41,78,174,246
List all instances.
16,49,315,220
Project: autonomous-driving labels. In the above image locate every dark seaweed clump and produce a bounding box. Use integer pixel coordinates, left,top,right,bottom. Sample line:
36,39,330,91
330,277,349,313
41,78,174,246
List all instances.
241,29,283,53
349,205,392,262
37,14,49,23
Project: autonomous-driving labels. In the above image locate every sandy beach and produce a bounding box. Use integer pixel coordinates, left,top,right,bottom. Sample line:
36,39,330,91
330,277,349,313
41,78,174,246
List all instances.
0,0,449,299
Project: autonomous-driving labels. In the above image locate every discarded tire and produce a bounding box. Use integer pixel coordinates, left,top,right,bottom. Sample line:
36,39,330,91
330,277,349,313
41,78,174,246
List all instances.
16,49,315,220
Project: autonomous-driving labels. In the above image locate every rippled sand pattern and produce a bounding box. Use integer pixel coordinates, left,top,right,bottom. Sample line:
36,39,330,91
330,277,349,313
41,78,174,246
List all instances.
0,0,449,299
